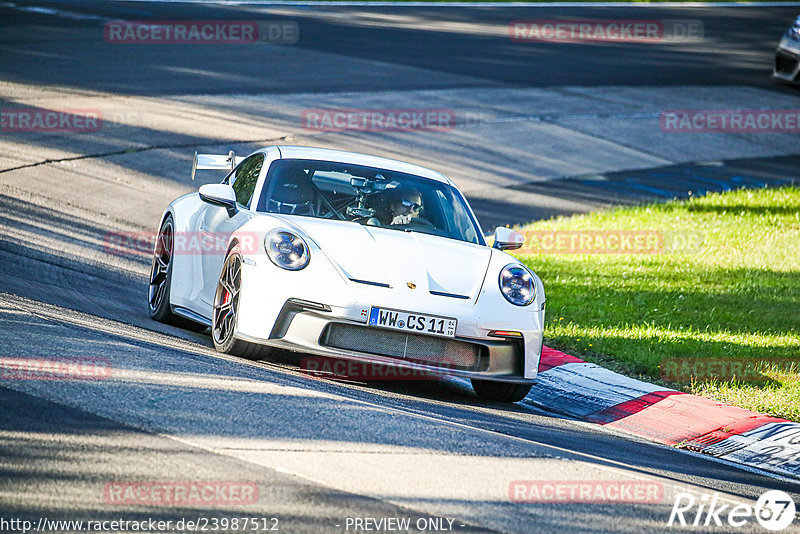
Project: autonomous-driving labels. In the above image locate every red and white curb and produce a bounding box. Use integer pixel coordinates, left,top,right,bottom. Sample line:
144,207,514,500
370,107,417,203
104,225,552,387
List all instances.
528,347,800,479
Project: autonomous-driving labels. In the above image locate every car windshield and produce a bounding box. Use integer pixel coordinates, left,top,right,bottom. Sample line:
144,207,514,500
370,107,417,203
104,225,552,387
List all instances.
255,159,484,245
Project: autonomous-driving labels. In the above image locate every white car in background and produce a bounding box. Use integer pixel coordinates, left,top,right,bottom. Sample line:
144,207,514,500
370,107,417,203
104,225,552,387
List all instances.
148,146,545,402
774,14,800,83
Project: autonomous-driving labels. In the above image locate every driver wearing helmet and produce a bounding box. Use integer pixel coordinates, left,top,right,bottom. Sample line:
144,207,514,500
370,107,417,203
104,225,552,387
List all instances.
267,167,315,215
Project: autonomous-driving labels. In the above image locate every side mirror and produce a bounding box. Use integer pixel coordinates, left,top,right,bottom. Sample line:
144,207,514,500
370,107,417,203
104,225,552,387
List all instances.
199,184,237,217
492,227,524,251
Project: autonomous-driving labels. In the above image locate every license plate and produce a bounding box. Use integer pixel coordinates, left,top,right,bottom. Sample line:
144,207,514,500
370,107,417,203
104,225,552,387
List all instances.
368,307,457,338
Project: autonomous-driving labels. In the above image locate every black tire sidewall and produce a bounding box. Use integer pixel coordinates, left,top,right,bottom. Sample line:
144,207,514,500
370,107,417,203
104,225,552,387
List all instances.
149,215,175,321
212,243,242,353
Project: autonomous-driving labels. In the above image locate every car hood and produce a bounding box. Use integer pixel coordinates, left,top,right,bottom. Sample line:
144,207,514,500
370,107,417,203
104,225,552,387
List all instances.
286,218,492,300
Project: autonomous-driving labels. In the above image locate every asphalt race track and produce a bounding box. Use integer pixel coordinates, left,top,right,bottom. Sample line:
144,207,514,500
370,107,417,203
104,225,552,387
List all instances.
1,1,799,533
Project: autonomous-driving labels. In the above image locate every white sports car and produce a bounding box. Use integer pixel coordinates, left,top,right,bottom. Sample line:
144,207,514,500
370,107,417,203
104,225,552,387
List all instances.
148,146,545,402
774,14,800,83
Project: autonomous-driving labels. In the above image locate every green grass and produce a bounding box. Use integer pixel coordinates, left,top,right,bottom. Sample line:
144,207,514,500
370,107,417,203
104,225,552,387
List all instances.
513,186,800,421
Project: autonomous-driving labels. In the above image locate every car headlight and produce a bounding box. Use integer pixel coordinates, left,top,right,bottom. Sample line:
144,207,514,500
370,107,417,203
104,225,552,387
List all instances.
499,264,536,306
790,16,800,38
264,229,309,270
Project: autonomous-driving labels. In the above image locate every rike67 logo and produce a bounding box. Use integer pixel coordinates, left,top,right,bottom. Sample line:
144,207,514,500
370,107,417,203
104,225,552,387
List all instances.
668,490,796,531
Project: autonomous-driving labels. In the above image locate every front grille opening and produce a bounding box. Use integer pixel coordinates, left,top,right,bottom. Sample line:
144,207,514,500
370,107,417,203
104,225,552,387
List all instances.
320,323,486,371
776,54,798,76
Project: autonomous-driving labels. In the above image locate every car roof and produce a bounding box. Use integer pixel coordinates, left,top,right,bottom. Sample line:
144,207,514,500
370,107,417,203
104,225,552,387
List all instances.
271,146,453,185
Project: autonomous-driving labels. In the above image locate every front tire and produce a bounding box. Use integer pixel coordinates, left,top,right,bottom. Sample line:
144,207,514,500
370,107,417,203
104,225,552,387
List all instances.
148,215,206,331
471,379,532,403
212,245,271,360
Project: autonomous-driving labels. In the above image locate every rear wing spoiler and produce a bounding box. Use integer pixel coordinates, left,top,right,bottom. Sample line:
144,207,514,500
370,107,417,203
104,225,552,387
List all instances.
191,150,245,180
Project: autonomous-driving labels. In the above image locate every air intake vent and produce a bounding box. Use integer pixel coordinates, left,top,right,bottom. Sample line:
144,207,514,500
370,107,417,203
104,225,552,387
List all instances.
776,54,799,76
321,323,483,370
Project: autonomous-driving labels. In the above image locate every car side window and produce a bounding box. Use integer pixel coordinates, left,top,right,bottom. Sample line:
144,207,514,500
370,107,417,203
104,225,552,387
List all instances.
231,153,265,207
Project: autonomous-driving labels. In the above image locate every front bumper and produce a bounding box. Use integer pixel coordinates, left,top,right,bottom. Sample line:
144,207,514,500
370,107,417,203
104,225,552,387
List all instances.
774,36,800,83
237,299,539,383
